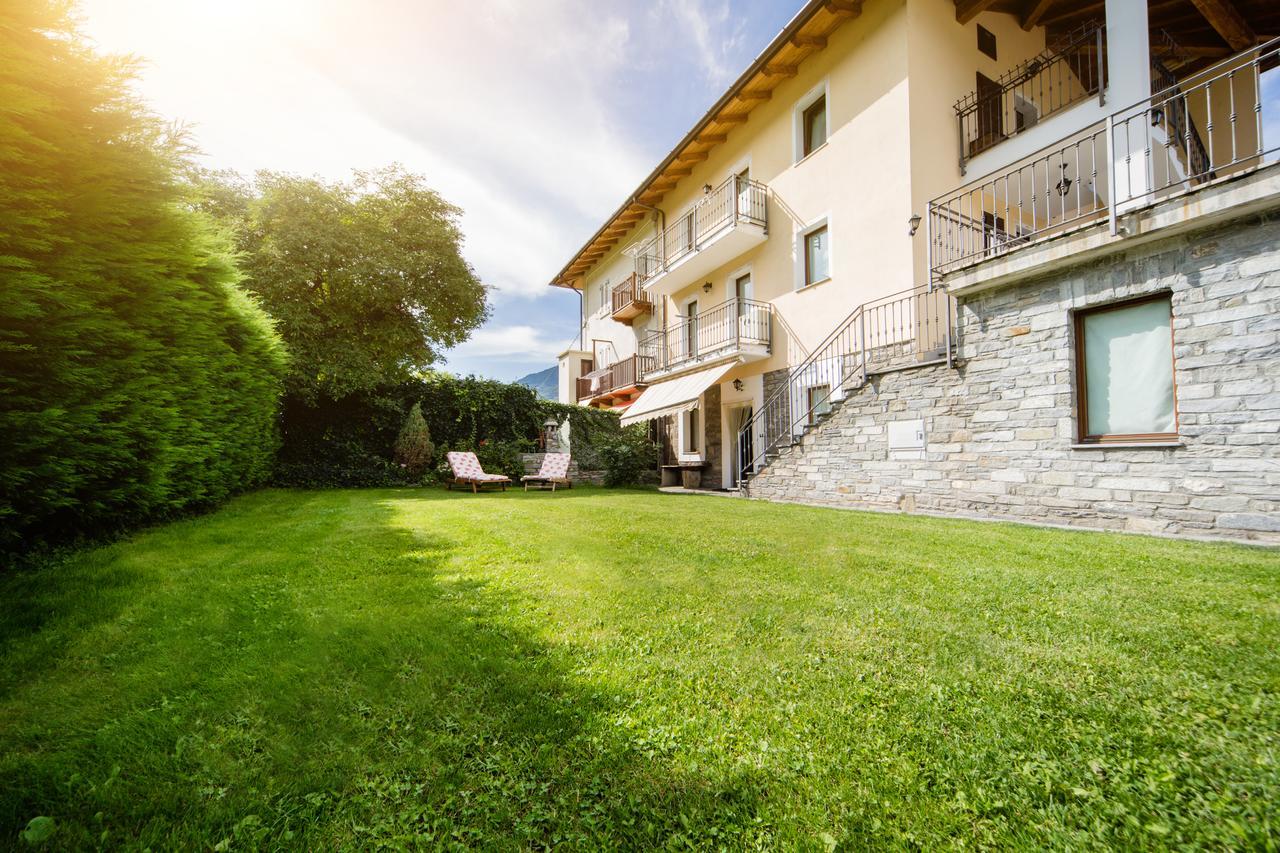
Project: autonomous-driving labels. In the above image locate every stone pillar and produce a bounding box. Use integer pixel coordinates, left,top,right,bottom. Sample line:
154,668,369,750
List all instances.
1105,0,1154,209
703,383,723,489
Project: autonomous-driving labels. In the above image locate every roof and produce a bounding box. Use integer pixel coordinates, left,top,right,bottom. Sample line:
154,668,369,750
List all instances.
549,0,865,289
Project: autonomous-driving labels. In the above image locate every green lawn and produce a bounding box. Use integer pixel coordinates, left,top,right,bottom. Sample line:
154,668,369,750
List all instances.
2,488,1278,849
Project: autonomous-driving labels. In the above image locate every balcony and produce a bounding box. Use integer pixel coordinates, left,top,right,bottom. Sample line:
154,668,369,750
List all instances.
609,272,651,325
955,22,1105,171
639,298,772,381
576,354,654,409
634,175,768,297
929,39,1280,281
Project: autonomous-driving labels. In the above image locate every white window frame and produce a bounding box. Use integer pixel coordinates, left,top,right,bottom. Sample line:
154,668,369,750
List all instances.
597,278,611,317
795,214,832,290
793,78,830,164
681,407,701,455
725,263,753,302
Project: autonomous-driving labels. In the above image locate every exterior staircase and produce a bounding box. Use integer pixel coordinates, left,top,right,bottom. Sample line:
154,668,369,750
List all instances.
736,285,955,486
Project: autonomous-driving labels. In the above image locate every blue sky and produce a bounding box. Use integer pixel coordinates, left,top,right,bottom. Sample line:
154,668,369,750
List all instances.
81,0,802,381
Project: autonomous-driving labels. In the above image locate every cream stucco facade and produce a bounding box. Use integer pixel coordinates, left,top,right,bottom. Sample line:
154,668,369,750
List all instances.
554,0,1277,491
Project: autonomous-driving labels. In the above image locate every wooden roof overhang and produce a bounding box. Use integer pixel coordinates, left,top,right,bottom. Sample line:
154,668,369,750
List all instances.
957,1,1277,71
549,0,864,290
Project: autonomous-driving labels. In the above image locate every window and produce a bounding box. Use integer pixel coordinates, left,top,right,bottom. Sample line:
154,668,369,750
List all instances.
807,384,831,425
802,94,827,157
1075,294,1177,443
803,225,830,287
683,408,700,453
977,24,997,61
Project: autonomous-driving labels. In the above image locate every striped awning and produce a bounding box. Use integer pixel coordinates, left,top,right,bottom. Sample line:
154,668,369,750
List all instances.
618,361,736,426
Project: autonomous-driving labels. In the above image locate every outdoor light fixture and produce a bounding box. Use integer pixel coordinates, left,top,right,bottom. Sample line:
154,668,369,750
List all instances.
908,214,922,236
733,379,744,391
1055,164,1073,197
703,183,713,194
702,281,713,293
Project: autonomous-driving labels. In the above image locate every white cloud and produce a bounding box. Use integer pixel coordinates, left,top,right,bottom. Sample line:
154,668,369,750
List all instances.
78,0,656,299
655,0,746,88
448,324,570,363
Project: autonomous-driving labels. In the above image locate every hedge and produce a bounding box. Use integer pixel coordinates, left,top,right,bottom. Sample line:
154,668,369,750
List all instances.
273,374,623,487
0,3,288,553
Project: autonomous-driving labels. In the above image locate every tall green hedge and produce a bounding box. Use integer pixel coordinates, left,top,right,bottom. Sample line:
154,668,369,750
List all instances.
0,3,287,552
274,375,621,487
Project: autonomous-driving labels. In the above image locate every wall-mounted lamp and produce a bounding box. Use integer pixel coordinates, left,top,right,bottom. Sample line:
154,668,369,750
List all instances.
702,183,713,194
732,379,744,392
702,281,713,293
908,214,922,236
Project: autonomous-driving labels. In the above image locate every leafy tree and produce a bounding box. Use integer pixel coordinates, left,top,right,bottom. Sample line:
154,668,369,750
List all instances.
0,1,287,552
393,402,436,477
210,168,489,401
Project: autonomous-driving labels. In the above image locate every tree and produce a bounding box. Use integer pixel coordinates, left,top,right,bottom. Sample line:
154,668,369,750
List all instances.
0,1,287,552
393,402,435,477
212,167,489,401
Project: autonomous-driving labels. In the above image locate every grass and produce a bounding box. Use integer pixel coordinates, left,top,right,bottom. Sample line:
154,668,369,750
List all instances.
1,487,1278,849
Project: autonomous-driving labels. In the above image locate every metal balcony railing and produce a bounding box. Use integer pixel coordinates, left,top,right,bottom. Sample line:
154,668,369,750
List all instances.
930,38,1280,279
956,21,1106,170
634,176,768,284
576,354,655,402
638,298,772,375
737,286,954,482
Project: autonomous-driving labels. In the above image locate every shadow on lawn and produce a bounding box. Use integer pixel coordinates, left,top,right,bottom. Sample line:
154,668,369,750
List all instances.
0,491,768,849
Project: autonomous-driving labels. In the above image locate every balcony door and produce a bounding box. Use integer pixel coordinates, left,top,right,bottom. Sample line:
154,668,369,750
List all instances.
684,298,699,360
973,72,1003,156
730,403,754,488
734,271,756,341
735,167,751,219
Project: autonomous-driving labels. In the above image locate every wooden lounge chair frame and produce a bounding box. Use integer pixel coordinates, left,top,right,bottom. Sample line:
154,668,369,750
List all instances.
445,451,512,493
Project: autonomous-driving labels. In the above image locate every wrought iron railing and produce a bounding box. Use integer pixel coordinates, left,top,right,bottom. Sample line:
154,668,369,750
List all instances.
737,286,953,481
930,38,1280,278
610,272,651,317
576,353,655,401
638,298,772,375
634,176,768,284
955,22,1105,170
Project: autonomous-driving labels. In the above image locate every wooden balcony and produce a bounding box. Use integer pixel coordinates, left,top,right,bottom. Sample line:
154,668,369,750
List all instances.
609,273,651,325
575,354,654,409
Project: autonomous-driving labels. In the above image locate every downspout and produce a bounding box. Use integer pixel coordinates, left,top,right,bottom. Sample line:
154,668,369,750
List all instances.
575,286,585,350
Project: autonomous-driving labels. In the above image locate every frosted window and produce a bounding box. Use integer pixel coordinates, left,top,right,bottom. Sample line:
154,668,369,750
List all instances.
805,226,829,286
1081,297,1175,437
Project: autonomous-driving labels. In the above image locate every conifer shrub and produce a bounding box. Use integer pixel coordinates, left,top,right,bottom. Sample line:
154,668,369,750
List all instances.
393,403,436,479
0,3,287,552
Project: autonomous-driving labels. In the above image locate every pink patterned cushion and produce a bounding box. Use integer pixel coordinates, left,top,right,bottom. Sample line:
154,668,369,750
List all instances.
447,451,509,481
523,452,570,481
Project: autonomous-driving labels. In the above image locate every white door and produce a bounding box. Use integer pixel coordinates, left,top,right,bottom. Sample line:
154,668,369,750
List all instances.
735,168,751,219
734,272,758,340
684,298,699,360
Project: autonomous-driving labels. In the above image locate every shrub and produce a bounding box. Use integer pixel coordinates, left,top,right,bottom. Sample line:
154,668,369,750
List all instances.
597,426,658,487
0,4,287,552
393,403,435,478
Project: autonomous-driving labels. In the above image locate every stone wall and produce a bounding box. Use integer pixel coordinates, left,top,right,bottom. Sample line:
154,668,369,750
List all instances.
703,383,723,489
746,214,1280,543
521,453,605,486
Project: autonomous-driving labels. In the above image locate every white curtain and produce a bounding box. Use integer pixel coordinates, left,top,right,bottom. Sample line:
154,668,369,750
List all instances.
1083,298,1175,435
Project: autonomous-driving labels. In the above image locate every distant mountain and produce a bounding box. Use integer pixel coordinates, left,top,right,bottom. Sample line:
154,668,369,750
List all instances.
516,365,557,400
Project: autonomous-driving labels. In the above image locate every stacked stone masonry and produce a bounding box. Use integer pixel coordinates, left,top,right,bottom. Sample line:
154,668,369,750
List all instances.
746,213,1280,543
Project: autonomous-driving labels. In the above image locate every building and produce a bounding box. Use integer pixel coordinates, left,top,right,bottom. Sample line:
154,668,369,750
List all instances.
552,0,1280,542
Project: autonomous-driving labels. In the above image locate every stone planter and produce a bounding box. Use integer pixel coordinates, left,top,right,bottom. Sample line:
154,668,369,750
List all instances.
680,466,703,489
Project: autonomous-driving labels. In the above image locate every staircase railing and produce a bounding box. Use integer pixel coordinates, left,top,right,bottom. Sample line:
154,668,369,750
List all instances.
736,285,953,481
